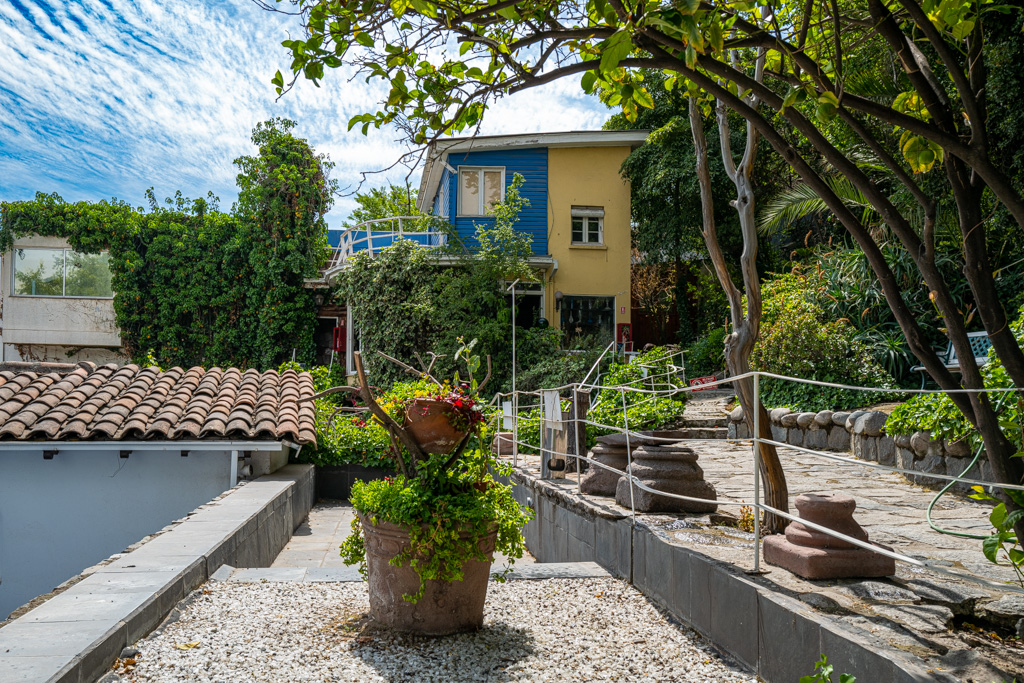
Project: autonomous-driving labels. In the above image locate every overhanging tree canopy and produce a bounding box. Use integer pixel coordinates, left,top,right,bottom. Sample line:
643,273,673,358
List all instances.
269,0,1024,532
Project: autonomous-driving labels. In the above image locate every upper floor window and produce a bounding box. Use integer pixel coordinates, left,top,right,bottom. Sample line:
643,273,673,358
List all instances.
13,248,113,298
459,167,504,216
571,206,604,245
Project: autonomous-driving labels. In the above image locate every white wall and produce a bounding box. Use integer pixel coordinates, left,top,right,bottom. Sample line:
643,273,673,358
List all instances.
1,236,121,360
0,447,234,618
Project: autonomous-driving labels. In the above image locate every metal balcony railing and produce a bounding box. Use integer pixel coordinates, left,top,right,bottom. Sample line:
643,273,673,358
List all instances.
325,216,449,272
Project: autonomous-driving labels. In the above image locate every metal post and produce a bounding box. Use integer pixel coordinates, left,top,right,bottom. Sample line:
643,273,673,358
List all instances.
507,279,519,398
753,372,761,573
621,388,636,524
512,391,519,467
573,388,582,494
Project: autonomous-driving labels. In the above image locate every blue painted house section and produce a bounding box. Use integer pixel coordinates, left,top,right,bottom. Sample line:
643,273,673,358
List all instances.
438,147,548,255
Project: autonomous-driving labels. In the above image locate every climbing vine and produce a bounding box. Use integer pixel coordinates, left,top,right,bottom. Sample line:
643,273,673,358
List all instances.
335,174,560,391
0,118,334,369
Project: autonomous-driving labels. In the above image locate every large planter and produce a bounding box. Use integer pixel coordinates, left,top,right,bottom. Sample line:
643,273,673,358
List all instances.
359,513,496,635
404,398,468,454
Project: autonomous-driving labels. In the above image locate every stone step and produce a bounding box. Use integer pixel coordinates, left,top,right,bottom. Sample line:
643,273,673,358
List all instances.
680,416,729,428
651,426,729,440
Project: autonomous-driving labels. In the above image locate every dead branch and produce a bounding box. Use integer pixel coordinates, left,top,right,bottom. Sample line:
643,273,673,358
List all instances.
476,356,493,394
355,351,427,473
377,350,444,387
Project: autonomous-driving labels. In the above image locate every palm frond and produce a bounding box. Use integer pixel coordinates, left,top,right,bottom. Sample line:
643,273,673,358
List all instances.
758,176,875,236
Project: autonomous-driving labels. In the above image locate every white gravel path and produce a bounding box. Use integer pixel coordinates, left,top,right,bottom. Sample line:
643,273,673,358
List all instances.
119,578,754,682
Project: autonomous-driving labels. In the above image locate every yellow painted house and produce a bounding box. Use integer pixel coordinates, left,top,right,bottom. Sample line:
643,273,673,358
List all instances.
416,131,647,344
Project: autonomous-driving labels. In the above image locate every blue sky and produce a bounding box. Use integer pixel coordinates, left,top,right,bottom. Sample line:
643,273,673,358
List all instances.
0,1,610,224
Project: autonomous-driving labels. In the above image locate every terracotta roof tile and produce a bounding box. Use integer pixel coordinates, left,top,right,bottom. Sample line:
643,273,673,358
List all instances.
0,364,316,446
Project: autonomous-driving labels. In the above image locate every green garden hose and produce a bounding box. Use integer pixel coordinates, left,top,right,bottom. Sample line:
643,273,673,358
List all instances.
926,391,1015,540
926,442,987,540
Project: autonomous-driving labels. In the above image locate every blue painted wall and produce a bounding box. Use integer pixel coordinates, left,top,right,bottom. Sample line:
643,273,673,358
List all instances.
440,147,548,255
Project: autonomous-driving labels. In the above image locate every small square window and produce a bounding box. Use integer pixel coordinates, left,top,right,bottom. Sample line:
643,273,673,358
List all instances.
459,167,505,216
571,206,604,245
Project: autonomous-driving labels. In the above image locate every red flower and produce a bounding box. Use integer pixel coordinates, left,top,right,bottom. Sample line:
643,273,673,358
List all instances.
453,398,464,408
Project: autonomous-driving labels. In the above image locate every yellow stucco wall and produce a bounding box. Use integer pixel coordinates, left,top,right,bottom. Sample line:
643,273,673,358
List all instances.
545,146,632,335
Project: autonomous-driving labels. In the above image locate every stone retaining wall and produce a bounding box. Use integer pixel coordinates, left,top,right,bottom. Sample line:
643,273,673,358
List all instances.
727,407,989,492
500,467,954,683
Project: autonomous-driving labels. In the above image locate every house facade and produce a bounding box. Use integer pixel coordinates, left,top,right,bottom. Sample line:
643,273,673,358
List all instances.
416,130,646,344
0,235,122,364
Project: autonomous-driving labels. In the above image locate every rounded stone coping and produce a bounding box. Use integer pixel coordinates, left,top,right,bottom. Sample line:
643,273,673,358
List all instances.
728,406,891,436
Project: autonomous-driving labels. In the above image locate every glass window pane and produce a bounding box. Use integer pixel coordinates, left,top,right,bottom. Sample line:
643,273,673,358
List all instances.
460,170,480,215
65,252,113,297
572,217,583,242
13,248,64,296
588,219,602,243
483,171,503,212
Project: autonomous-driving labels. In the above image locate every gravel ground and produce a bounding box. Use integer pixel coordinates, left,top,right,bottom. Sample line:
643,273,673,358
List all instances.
118,578,754,682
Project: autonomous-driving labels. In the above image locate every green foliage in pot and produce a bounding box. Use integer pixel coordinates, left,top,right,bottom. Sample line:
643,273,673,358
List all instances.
752,272,898,411
339,451,529,602
331,340,531,602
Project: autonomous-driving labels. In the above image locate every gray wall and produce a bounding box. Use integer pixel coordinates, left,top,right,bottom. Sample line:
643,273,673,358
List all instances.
0,447,233,618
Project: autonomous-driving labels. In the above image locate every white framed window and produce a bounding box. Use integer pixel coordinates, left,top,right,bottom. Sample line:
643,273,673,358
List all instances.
571,206,604,245
12,248,113,298
459,167,505,216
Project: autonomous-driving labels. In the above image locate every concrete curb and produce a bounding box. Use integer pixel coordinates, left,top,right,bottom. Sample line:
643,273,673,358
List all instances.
501,467,957,683
0,464,314,683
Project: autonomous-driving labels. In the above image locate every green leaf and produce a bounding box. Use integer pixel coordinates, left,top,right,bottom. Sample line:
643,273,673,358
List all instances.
991,502,1008,529
950,19,975,41
839,675,857,683
983,534,1002,563
781,86,799,111
599,30,634,73
581,71,597,93
460,41,473,56
355,31,374,47
633,86,654,109
1004,508,1024,531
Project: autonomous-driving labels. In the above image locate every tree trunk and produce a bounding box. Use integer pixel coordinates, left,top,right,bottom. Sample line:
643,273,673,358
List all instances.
689,88,790,533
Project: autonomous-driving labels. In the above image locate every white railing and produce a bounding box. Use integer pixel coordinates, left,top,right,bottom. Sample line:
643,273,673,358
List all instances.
326,216,449,271
496,370,1024,595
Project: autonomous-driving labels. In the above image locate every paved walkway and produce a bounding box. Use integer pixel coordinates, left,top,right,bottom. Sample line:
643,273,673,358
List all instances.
272,500,536,570
694,439,1010,583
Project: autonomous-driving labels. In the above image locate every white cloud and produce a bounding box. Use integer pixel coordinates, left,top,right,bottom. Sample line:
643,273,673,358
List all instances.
0,1,612,223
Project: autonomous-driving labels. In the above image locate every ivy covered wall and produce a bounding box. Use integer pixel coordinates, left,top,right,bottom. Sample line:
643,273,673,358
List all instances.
0,118,334,370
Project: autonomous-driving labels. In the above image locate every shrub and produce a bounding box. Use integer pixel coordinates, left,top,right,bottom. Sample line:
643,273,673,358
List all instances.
513,346,687,452
515,333,607,394
886,304,1024,449
752,273,897,411
684,327,726,378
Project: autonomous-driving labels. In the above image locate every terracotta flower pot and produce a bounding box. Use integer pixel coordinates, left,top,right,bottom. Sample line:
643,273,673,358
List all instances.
404,398,468,454
359,513,496,635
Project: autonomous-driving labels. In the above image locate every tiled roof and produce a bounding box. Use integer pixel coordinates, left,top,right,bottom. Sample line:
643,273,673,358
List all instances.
0,362,317,445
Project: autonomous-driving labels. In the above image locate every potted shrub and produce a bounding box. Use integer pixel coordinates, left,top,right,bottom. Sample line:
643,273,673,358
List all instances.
315,339,531,635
